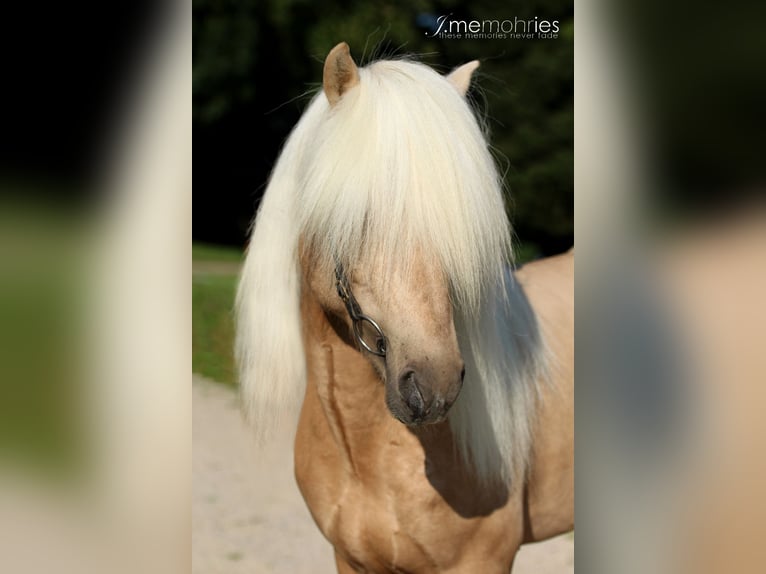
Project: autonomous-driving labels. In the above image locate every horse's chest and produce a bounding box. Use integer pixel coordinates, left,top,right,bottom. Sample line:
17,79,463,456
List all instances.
299,466,456,571
295,432,516,573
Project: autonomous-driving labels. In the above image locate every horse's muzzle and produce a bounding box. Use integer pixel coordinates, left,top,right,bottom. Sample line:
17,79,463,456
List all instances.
393,365,464,425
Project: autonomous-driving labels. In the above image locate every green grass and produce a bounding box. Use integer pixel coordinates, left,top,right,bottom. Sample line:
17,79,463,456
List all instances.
192,242,241,385
193,242,243,262
0,210,85,478
193,273,238,386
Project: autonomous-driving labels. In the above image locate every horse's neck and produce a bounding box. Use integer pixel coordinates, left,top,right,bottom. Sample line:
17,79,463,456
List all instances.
299,288,405,473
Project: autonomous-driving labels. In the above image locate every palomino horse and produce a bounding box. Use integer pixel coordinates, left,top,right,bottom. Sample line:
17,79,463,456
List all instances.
236,43,573,572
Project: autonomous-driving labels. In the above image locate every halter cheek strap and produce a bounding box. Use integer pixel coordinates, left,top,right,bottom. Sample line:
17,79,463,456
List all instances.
334,264,388,358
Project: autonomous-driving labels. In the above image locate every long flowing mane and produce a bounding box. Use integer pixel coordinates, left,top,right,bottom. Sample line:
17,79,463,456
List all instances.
236,57,546,485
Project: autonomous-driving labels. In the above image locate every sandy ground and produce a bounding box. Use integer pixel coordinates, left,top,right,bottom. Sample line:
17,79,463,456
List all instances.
192,375,573,573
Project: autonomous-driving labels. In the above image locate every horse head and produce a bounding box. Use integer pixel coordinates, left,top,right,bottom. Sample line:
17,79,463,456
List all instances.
298,44,494,426
302,249,465,425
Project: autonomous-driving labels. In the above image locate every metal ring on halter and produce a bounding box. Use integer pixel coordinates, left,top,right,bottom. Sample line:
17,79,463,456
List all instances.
352,314,387,357
335,261,388,358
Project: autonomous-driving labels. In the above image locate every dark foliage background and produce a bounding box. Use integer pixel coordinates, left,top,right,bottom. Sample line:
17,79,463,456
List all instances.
193,0,574,256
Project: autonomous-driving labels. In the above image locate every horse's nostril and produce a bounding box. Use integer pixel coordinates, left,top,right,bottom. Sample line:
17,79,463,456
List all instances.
460,366,466,382
406,390,424,417
398,369,427,419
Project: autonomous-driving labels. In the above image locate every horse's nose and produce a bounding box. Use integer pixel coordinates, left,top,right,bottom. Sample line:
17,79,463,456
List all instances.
397,369,432,421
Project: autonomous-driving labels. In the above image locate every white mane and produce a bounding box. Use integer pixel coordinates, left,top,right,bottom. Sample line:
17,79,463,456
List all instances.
236,58,545,485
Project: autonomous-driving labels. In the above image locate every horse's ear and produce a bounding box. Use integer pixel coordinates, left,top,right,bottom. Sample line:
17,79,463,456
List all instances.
446,60,480,96
323,42,360,106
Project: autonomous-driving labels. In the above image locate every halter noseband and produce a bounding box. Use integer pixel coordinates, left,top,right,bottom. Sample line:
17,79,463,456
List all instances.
334,263,387,358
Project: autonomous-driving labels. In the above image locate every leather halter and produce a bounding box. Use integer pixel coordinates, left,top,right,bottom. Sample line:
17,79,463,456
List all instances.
334,264,387,357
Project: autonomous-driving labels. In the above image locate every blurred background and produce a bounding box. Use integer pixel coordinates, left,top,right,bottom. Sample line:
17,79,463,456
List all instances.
576,2,766,573
0,0,168,479
1,1,189,573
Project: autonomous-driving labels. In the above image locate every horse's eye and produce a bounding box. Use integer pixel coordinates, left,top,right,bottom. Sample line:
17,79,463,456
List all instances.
376,337,387,355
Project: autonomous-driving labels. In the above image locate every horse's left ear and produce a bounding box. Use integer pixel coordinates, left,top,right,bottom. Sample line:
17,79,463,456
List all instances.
323,42,360,106
446,60,480,96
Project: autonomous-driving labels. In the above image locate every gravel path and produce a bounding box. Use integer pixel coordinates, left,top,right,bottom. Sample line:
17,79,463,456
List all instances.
192,375,573,573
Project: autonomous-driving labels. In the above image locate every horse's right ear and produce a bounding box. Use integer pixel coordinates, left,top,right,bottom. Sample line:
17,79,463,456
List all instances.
446,60,480,96
323,42,360,106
